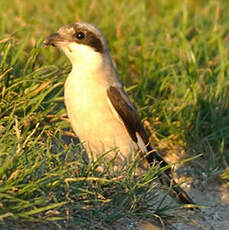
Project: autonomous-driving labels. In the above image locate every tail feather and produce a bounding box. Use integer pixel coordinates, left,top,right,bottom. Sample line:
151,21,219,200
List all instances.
160,171,196,206
145,147,197,208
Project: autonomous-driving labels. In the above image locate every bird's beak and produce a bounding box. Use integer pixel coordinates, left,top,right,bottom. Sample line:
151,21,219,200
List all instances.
43,32,65,47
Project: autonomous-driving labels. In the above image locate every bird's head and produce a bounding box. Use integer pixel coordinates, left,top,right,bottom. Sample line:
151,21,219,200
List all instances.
44,23,109,67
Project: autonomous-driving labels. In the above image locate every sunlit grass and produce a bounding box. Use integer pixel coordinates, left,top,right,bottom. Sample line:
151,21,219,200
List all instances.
0,0,229,228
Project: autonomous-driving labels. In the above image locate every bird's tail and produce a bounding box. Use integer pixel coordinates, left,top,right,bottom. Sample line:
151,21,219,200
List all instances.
160,170,196,207
145,147,197,209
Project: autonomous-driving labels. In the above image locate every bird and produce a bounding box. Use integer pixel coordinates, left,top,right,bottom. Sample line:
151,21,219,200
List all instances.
44,22,197,208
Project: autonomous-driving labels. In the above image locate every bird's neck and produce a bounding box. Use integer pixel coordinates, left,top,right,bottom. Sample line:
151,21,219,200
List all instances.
70,53,119,86
71,53,104,74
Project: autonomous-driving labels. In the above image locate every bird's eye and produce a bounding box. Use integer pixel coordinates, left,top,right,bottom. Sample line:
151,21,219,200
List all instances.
75,32,85,40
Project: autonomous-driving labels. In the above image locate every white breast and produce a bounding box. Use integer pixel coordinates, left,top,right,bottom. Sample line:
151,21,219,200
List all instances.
64,67,135,161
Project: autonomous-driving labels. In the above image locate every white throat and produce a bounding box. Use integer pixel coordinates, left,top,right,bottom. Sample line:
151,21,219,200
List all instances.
61,42,104,73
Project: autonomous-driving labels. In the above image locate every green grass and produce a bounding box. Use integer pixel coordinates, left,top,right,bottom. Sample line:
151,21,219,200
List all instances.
1,0,229,229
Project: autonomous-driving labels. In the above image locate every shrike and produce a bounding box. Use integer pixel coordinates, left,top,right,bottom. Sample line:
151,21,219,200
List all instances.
44,22,196,207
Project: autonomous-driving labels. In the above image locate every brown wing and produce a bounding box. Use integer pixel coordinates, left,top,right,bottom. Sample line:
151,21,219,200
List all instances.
107,86,197,207
107,86,167,166
107,86,147,144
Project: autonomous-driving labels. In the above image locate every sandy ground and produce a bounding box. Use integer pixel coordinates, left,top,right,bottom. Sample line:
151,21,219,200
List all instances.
114,164,229,230
169,175,229,230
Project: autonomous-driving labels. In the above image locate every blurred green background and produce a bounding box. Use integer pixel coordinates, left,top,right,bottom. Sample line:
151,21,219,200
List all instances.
0,0,229,228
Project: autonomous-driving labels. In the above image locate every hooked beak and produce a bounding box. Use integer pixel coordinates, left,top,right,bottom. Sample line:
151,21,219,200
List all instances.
43,32,65,47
